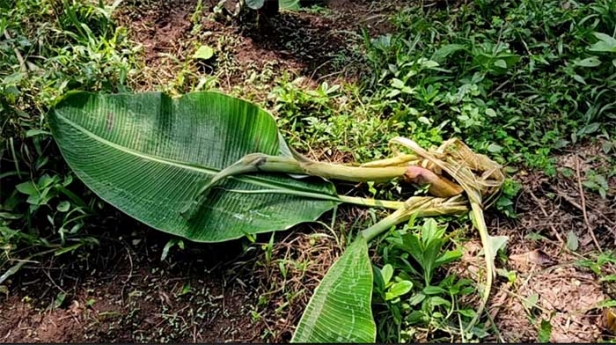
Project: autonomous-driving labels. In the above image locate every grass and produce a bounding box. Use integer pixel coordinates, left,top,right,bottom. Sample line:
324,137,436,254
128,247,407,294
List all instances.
1,0,141,284
1,0,616,343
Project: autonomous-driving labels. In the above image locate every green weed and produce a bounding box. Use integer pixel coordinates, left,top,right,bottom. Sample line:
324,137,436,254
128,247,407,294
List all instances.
361,0,616,175
1,0,140,279
372,217,482,342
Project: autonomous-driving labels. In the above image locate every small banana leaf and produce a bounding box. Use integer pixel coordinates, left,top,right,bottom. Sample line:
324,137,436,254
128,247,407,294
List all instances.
291,235,376,343
292,195,469,343
48,91,339,242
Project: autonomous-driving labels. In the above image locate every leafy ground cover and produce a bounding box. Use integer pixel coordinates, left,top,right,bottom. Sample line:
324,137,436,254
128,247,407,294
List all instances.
1,0,615,342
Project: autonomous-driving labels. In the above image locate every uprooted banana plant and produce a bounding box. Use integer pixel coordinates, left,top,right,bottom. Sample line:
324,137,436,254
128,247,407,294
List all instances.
48,91,505,342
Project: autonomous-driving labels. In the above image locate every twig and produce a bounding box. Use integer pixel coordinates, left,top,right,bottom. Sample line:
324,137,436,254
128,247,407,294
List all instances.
484,306,505,343
41,266,67,296
575,156,602,252
488,80,510,97
555,190,615,226
3,30,28,76
528,190,565,246
120,242,134,306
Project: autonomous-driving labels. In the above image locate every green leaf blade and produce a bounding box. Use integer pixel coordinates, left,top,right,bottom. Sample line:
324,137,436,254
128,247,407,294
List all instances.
280,0,300,10
49,91,339,243
193,45,215,60
291,236,376,343
385,280,413,300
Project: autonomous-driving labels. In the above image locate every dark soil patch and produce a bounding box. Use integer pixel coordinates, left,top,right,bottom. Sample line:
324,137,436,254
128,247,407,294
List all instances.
238,0,399,81
0,216,266,342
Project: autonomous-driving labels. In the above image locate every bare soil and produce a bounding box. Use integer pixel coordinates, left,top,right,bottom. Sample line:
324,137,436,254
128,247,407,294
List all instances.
2,0,616,343
0,216,263,342
117,0,402,96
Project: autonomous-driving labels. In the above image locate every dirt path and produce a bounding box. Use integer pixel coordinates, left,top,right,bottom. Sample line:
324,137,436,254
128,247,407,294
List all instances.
118,0,400,95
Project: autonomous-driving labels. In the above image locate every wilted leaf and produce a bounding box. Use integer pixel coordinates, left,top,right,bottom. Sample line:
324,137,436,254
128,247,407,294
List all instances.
525,232,548,241
510,249,555,266
485,235,508,261
603,308,616,334
566,230,579,251
523,293,539,309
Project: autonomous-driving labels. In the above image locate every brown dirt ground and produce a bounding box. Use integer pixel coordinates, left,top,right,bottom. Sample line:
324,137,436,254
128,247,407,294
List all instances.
453,141,616,342
2,0,616,343
116,0,401,98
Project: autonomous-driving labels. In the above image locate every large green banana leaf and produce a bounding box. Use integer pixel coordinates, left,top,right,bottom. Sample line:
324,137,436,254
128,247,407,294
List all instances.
291,235,376,343
48,91,339,242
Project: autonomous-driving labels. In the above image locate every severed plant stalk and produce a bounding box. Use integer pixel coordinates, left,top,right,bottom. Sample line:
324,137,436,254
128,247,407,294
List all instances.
361,195,469,242
181,151,464,218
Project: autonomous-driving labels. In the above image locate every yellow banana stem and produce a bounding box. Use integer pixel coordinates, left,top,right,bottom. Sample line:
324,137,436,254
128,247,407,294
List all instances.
359,154,419,167
361,196,469,242
465,202,494,333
